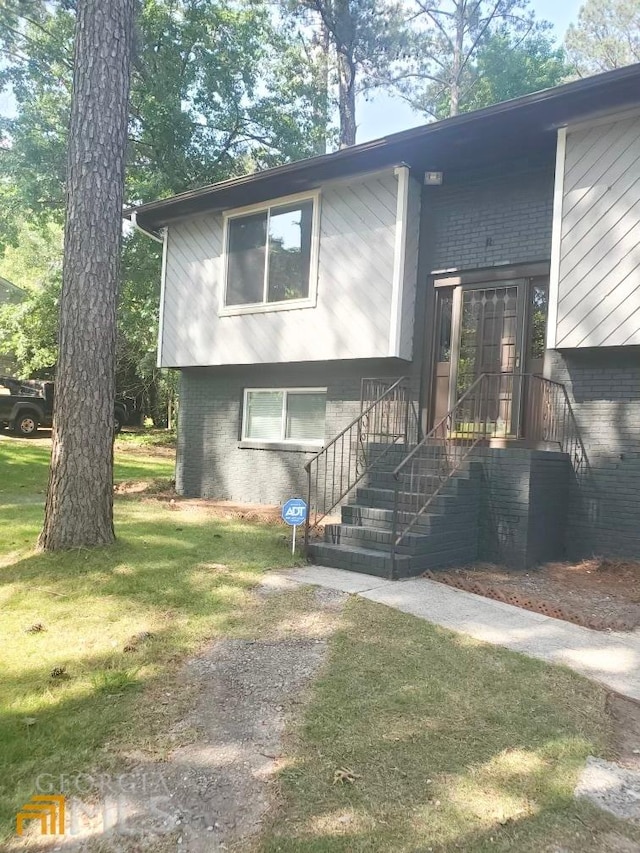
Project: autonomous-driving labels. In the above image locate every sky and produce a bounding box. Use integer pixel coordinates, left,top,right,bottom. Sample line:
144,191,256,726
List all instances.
0,0,586,141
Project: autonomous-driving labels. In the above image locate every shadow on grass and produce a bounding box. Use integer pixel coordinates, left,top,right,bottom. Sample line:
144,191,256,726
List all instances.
257,598,639,853
0,496,299,845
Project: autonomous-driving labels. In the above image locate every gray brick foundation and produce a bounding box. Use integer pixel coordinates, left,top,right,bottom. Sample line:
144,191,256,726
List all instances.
176,361,404,506
547,347,640,559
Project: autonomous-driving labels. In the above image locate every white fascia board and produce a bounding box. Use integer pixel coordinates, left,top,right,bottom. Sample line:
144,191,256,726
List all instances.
389,165,410,357
157,227,169,368
547,127,567,353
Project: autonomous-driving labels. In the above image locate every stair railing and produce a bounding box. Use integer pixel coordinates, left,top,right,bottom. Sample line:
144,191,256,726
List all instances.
388,372,588,575
304,376,418,549
527,375,587,476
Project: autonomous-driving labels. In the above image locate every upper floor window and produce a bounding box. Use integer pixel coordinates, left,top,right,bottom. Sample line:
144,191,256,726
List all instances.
222,193,318,314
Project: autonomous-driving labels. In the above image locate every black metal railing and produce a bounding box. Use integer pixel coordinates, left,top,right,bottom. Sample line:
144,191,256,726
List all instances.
304,376,418,547
527,375,587,475
389,372,586,574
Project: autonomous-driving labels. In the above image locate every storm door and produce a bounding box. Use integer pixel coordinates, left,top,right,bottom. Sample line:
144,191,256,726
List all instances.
448,280,526,436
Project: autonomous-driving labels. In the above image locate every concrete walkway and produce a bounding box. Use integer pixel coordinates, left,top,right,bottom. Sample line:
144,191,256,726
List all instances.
281,566,640,701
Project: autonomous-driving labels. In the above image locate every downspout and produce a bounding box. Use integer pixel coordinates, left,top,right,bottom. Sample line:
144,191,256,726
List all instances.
130,211,164,244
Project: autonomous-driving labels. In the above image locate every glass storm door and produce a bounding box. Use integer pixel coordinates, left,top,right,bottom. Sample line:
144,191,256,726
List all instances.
449,281,526,436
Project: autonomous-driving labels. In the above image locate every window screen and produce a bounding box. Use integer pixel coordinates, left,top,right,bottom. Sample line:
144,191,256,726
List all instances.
243,389,326,443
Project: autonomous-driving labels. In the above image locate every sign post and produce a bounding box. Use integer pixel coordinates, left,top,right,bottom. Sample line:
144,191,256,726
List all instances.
281,498,308,555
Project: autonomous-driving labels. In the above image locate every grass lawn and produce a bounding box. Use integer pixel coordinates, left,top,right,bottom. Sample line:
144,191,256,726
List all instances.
259,600,640,852
1,438,638,852
0,436,299,845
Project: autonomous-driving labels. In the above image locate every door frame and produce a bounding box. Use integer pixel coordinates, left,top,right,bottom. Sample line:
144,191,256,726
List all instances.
427,261,551,433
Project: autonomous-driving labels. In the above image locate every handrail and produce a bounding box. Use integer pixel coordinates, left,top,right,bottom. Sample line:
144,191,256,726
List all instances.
389,372,588,576
304,375,418,548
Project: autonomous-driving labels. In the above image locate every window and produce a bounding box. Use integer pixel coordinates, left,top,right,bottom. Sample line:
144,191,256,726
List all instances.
223,195,317,312
242,388,326,445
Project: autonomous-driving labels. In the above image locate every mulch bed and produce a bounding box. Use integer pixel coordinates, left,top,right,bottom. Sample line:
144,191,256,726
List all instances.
424,558,640,632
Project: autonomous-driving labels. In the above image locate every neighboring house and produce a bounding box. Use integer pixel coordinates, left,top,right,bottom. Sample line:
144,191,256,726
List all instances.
0,276,25,375
129,63,640,577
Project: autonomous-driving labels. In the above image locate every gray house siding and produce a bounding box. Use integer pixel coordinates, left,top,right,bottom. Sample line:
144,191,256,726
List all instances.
160,169,417,368
176,360,405,504
553,113,640,347
547,347,640,558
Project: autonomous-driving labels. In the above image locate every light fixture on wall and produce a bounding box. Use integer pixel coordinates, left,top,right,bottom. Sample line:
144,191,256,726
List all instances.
424,171,443,186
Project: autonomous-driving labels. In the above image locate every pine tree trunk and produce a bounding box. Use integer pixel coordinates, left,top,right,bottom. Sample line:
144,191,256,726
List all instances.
38,0,135,551
335,0,357,147
449,0,465,117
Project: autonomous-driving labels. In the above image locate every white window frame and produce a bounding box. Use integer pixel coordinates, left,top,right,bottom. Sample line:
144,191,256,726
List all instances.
220,190,321,317
241,387,327,445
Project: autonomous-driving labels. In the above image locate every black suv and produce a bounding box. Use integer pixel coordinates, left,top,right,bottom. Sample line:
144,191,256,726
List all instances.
0,376,129,436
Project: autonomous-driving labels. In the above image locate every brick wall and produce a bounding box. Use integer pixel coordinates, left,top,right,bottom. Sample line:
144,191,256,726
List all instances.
547,348,640,558
429,163,554,271
176,361,405,505
474,447,570,568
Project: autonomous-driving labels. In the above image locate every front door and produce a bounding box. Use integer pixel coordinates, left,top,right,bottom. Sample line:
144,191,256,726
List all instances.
432,279,528,437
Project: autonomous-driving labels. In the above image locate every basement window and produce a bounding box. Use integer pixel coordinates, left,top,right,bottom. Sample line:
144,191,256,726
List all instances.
242,388,326,445
222,193,319,315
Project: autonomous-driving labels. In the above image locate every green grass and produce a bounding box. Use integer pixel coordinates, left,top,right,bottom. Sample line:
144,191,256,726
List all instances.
258,599,640,853
2,437,638,852
0,437,175,501
116,428,177,449
0,436,298,845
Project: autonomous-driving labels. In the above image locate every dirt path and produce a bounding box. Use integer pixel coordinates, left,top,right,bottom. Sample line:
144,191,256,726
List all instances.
17,580,346,852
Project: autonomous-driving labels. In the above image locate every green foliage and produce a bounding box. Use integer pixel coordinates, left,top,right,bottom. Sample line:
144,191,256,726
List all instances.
399,0,544,118
565,0,640,75
0,222,62,375
441,29,573,116
0,0,330,419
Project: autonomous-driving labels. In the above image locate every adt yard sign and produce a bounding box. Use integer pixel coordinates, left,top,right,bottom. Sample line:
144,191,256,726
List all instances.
282,498,307,554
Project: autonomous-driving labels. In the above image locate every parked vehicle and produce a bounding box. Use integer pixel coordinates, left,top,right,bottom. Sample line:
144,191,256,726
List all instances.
0,376,129,436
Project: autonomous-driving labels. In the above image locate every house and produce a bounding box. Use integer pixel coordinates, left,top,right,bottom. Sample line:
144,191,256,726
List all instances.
128,63,640,578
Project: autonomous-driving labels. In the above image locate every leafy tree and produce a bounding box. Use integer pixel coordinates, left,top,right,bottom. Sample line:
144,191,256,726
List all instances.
399,0,538,118
0,222,62,375
288,0,406,147
39,0,136,551
565,0,640,75
436,28,571,116
0,0,329,421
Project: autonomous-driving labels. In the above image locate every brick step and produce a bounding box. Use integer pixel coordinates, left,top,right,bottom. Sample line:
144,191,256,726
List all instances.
365,450,479,472
307,542,406,578
341,504,479,534
308,541,478,578
353,486,479,513
364,468,477,490
324,524,478,555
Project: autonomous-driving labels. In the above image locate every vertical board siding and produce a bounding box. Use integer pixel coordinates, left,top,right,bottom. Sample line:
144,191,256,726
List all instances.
160,171,406,367
556,114,640,347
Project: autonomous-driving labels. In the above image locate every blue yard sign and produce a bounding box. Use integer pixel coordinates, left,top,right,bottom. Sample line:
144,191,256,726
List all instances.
282,498,307,554
282,498,307,526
